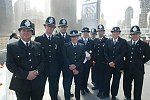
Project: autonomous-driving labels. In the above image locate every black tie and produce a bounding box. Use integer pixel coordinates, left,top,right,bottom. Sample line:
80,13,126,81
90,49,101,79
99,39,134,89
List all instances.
74,44,77,48
63,34,65,38
26,42,29,47
48,36,51,40
132,42,136,46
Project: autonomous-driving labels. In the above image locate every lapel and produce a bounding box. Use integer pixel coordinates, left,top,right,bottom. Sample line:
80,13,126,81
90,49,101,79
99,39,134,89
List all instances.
42,34,50,44
18,39,34,51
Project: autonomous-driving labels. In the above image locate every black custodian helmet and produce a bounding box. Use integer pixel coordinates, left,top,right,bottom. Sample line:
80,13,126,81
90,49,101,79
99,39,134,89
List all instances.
18,19,33,31
97,24,105,31
130,25,141,35
44,16,56,26
58,18,68,27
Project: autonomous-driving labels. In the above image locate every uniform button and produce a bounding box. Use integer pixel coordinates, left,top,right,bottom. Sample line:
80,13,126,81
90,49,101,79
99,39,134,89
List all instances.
15,76,16,78
97,54,99,55
97,50,99,52
29,53,31,55
131,52,133,54
113,56,115,58
74,60,76,62
49,61,51,63
130,61,132,63
30,66,33,68
49,56,51,57
29,59,31,61
75,56,76,58
75,53,76,54
49,45,51,46
132,48,134,50
98,47,100,48
131,56,132,58
114,47,115,48
17,56,20,58
49,51,51,52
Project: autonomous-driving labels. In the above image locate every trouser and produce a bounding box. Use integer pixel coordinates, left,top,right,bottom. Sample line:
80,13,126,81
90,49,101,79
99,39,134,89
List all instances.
91,61,96,83
63,71,82,100
95,62,105,93
15,89,44,100
81,61,91,90
103,66,121,97
123,72,144,100
46,66,60,100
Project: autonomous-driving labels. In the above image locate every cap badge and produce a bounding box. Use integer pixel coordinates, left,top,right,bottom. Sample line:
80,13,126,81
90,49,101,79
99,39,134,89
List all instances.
133,26,137,32
49,18,54,24
62,19,66,24
24,20,31,27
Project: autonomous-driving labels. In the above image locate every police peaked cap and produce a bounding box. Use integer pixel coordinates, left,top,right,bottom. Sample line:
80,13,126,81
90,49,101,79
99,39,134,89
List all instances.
81,27,90,32
111,27,121,32
70,30,79,37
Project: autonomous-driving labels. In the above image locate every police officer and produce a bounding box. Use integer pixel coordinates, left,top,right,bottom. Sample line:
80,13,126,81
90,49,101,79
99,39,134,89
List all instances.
78,27,94,95
55,18,73,97
35,16,61,100
103,27,127,100
93,24,108,99
123,25,150,100
6,19,45,100
90,28,97,86
90,28,97,40
63,30,85,100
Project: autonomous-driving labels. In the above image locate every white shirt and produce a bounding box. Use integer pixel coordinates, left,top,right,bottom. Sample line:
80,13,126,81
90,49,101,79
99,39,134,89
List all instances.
60,32,67,38
113,38,118,42
21,39,30,46
45,33,52,39
132,39,139,45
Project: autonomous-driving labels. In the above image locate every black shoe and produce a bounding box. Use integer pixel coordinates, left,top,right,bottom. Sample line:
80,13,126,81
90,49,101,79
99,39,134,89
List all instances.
97,92,102,97
84,88,90,93
81,90,85,95
124,97,131,100
112,96,117,100
70,93,74,97
91,86,98,90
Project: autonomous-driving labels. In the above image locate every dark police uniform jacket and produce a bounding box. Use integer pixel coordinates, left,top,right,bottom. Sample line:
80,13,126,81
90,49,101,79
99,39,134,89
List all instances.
6,39,45,92
104,37,127,69
63,42,85,73
55,32,71,67
35,34,61,75
78,38,94,61
125,40,150,74
93,37,108,63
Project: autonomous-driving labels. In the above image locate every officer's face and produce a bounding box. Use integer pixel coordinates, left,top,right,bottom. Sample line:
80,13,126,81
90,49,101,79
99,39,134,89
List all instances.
45,25,56,34
91,34,97,39
82,32,89,38
98,31,105,38
59,26,68,33
71,36,79,43
19,28,32,42
112,32,120,39
131,34,140,41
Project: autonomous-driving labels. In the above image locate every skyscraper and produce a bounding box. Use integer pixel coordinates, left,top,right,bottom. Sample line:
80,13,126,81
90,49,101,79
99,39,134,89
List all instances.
50,0,77,31
139,0,150,28
0,0,13,33
124,6,133,28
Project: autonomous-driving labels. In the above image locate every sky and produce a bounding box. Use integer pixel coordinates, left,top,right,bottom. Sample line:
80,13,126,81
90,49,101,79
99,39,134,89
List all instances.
12,0,141,28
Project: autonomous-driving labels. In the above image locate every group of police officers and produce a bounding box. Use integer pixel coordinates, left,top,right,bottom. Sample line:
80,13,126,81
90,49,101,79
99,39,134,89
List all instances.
6,16,150,100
